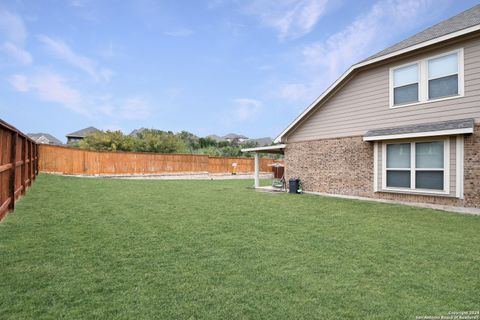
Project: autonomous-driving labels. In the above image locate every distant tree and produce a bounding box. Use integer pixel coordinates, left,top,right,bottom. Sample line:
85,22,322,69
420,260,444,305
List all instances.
198,137,218,148
217,141,231,148
178,131,200,151
133,129,188,153
195,146,222,157
76,128,270,158
240,140,258,149
79,131,135,151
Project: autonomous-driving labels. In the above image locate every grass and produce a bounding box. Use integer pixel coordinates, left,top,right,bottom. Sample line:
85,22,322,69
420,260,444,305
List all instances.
0,174,479,319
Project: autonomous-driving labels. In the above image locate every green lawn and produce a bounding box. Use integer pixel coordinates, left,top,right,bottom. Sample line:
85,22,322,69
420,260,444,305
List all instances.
1,174,479,319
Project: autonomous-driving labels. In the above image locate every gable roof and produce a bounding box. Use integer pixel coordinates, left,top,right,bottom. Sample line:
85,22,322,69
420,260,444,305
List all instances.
275,5,480,143
27,133,63,145
223,133,248,139
129,127,148,137
66,126,101,138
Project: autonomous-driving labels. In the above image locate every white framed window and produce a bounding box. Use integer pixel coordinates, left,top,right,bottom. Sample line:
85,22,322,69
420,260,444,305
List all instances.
392,63,419,105
382,139,449,194
389,48,464,108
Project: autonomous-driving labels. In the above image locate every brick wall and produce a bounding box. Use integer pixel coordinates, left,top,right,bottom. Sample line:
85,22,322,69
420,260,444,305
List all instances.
464,124,480,207
284,125,480,208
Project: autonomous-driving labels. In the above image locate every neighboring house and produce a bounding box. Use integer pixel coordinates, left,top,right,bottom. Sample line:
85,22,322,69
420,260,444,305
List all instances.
205,134,226,142
274,5,480,209
66,126,101,144
248,137,273,147
223,133,248,143
129,128,148,137
27,133,63,145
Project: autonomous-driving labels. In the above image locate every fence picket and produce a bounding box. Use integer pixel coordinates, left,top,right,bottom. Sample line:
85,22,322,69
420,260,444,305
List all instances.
38,144,282,176
0,119,38,220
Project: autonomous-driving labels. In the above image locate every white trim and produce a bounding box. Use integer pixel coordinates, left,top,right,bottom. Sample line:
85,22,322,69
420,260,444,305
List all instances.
274,25,480,143
381,142,386,190
373,142,378,192
388,94,463,109
411,142,416,189
241,144,286,153
363,128,473,141
381,187,450,196
444,138,451,193
389,48,464,108
456,135,465,199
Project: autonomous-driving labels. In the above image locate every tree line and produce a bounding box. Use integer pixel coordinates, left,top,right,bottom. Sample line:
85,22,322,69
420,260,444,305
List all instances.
76,129,271,158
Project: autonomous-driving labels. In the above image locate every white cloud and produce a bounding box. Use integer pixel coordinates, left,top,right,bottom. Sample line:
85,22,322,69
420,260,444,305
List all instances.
0,10,27,45
279,0,441,102
0,10,33,65
163,28,194,37
9,72,87,115
8,72,150,121
121,96,151,120
1,42,32,64
9,74,29,92
99,68,114,82
245,0,328,40
37,35,112,82
232,98,262,121
99,42,115,59
303,0,438,77
69,0,86,7
279,83,308,101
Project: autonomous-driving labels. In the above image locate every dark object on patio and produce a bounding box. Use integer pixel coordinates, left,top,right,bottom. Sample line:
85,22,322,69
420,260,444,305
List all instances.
289,178,300,194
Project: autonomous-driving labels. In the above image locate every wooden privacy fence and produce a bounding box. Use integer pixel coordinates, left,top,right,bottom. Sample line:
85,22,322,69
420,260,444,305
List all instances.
0,119,38,220
39,144,281,175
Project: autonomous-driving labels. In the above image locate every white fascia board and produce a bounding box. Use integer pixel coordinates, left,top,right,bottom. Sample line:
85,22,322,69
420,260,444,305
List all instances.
241,144,286,153
274,24,480,144
362,128,473,141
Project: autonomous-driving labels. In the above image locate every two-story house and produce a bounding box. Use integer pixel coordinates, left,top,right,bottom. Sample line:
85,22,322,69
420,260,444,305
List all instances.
274,5,480,209
66,126,101,145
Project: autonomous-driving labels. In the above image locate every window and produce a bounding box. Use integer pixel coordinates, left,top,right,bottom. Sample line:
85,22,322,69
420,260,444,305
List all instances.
428,53,458,99
415,142,444,190
384,140,448,192
386,143,411,188
390,49,463,108
393,64,419,105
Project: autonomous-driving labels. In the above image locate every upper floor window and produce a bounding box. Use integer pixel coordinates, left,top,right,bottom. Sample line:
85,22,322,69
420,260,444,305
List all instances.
390,48,463,108
393,63,419,105
428,53,458,99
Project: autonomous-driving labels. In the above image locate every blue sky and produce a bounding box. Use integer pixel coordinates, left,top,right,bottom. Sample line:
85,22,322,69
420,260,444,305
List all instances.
0,0,478,142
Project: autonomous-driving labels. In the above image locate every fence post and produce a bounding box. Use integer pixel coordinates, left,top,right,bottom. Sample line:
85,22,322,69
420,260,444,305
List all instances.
9,132,17,211
32,143,36,179
22,137,27,195
35,144,40,175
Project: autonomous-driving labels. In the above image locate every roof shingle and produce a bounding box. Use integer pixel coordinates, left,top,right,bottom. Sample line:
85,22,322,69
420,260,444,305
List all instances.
364,5,480,62
364,118,475,138
66,126,101,138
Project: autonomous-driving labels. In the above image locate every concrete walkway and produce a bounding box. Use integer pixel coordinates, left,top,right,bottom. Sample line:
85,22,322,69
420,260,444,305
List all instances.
50,172,274,180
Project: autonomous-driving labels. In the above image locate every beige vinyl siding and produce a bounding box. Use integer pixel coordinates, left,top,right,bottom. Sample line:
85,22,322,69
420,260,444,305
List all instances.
376,137,457,197
287,37,480,142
